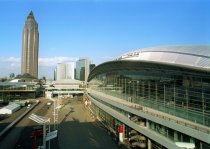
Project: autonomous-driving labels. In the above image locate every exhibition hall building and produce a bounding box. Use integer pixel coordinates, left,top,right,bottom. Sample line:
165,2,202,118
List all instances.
86,46,210,149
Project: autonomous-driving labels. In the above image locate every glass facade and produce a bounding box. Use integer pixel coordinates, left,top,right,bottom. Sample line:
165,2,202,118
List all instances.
88,61,210,127
87,60,210,149
76,58,90,81
0,83,37,103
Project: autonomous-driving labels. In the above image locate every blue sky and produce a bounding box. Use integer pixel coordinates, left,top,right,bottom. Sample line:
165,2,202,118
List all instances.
0,0,209,79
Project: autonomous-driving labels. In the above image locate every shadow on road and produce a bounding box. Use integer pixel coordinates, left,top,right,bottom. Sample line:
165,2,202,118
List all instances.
61,107,75,123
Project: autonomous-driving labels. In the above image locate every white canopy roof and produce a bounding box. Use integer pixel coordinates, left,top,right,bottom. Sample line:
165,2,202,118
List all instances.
117,45,210,71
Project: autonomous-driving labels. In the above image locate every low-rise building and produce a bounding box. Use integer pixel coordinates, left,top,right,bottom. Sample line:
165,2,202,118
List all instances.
45,79,84,99
0,103,21,114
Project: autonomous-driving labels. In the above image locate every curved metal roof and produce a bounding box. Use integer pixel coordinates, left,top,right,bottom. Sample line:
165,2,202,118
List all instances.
116,45,210,70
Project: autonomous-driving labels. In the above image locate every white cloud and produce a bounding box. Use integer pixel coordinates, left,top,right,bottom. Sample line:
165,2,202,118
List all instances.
1,57,21,63
1,57,20,63
0,56,79,78
0,57,21,77
39,57,78,66
0,56,79,67
0,57,21,68
38,56,78,79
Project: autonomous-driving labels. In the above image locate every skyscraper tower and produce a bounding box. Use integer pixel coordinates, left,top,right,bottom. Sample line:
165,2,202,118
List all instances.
21,11,39,78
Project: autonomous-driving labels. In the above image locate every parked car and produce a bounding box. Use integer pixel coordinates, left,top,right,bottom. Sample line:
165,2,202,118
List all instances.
27,104,31,108
47,102,51,106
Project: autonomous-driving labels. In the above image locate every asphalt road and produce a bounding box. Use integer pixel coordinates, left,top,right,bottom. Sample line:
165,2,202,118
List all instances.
0,98,57,149
58,98,120,149
0,106,27,132
0,97,121,149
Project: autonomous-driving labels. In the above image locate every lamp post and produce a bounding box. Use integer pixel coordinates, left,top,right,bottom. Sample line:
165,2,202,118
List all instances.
128,80,131,102
52,96,61,130
52,98,57,130
48,123,50,149
137,80,139,104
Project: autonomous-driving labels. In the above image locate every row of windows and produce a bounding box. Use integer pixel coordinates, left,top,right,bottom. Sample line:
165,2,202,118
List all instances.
0,85,35,91
88,69,210,127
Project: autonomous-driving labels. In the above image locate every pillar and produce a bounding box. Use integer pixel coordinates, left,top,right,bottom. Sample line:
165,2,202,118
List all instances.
147,139,151,149
146,120,149,128
174,131,178,142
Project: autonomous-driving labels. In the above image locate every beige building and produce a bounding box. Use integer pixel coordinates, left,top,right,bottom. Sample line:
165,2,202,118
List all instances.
21,11,39,78
56,63,75,80
45,79,84,99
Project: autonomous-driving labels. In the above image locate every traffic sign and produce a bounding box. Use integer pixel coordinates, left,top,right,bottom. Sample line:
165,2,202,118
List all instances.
45,130,58,141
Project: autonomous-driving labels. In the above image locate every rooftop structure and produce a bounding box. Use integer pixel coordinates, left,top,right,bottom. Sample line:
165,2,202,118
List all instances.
0,103,20,114
116,45,210,71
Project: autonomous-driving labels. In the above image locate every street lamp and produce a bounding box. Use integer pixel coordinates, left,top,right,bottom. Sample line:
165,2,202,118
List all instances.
136,81,139,104
51,97,61,130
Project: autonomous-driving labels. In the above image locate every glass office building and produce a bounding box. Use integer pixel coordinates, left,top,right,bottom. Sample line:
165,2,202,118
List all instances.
86,46,210,149
76,58,90,82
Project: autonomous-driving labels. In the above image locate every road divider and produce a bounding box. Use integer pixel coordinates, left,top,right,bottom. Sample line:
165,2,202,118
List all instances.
0,100,40,140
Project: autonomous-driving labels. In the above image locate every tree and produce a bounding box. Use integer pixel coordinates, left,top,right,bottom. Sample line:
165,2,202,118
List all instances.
10,73,15,78
42,76,46,81
0,77,7,82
